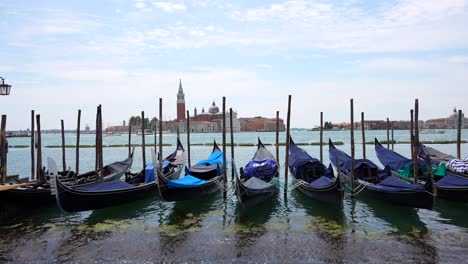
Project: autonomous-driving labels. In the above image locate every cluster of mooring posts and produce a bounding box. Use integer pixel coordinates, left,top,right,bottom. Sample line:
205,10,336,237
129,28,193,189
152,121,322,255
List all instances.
0,96,466,211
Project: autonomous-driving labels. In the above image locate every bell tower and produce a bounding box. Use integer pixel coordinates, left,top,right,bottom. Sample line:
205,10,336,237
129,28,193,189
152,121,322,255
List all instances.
177,79,186,121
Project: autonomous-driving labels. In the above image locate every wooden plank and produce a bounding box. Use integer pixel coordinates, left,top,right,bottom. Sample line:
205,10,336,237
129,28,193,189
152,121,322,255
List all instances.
0,182,37,191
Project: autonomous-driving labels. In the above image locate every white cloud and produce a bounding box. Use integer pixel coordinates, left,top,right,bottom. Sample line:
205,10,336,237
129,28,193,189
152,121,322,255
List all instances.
152,2,186,12
447,56,468,64
231,0,468,52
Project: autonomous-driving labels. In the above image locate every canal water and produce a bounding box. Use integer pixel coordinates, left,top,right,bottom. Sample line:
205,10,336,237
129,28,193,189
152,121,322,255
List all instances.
1,130,467,263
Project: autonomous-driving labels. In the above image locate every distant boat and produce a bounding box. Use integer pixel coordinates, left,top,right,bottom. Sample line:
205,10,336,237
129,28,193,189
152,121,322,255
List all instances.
420,129,445,134
136,129,154,136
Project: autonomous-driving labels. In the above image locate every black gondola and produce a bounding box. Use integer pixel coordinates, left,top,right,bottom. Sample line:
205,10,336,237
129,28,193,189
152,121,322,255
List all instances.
235,138,279,205
157,140,225,202
419,144,468,179
289,138,343,204
288,138,343,204
53,160,153,213
329,139,435,209
0,154,134,207
375,139,468,202
127,138,186,184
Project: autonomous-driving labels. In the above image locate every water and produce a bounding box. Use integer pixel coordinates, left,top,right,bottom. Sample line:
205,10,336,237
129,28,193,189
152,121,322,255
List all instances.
1,130,468,263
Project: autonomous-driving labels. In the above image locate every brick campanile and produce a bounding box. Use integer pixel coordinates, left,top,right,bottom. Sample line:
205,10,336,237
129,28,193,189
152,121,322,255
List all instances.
177,79,186,121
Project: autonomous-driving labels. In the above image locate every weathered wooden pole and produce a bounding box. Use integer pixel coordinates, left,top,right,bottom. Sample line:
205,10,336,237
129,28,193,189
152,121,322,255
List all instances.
76,109,81,175
99,106,103,179
177,123,180,139
361,112,366,159
386,118,390,149
128,124,132,157
391,122,395,151
141,111,146,168
457,110,462,159
230,108,235,181
276,111,279,162
222,97,227,197
350,99,355,192
410,109,414,157
320,112,323,163
36,114,43,182
30,110,35,180
61,120,66,172
413,99,419,184
284,95,292,194
158,98,163,170
0,115,7,184
186,110,191,167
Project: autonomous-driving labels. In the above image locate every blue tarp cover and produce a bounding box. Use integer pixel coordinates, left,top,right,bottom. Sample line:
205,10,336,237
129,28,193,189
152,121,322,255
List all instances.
289,141,334,180
145,163,155,183
365,176,424,192
329,146,378,171
196,151,226,168
74,180,134,192
244,158,278,178
308,176,335,188
375,142,424,170
436,174,468,187
168,175,207,189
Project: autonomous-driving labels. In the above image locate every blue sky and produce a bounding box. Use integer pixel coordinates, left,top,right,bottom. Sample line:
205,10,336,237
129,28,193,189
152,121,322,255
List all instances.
1,0,468,129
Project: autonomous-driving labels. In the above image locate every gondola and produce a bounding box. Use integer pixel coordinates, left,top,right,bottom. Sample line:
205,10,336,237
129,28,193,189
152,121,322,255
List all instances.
235,138,279,205
419,144,468,179
329,139,434,209
52,158,154,213
0,154,134,207
375,139,468,202
288,138,343,204
127,138,186,184
157,140,225,202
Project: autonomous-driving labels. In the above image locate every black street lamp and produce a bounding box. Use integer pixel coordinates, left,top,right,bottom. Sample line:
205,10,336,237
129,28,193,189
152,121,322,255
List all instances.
0,77,12,96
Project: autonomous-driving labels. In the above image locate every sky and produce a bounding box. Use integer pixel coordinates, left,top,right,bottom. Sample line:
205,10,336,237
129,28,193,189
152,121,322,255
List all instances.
1,0,467,130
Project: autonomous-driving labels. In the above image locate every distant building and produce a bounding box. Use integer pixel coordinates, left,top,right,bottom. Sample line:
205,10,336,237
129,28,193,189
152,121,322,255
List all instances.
163,82,241,133
177,79,186,121
238,117,285,132
425,108,467,129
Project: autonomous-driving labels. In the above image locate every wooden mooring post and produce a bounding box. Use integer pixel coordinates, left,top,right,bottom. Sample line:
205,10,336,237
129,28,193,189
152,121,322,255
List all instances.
30,110,35,180
350,99,355,193
320,112,323,163
186,110,191,168
386,118,390,149
36,114,43,182
222,97,227,198
158,98,163,170
61,120,66,172
0,115,7,184
457,109,462,159
76,110,81,175
128,125,132,157
276,111,279,163
230,108,235,181
361,112,366,159
284,95,292,194
141,111,146,169
413,100,419,184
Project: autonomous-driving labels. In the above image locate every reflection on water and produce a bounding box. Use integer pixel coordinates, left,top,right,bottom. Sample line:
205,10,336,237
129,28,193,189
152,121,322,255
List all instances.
1,180,468,262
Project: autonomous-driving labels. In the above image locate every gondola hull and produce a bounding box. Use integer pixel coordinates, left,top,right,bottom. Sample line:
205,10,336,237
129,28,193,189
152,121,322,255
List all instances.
0,158,132,207
55,180,158,213
235,176,278,204
158,175,223,202
436,186,468,202
338,172,435,209
293,176,343,205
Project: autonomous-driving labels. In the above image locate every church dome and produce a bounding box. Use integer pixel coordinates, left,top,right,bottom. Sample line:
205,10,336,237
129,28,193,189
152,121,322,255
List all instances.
208,101,219,114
